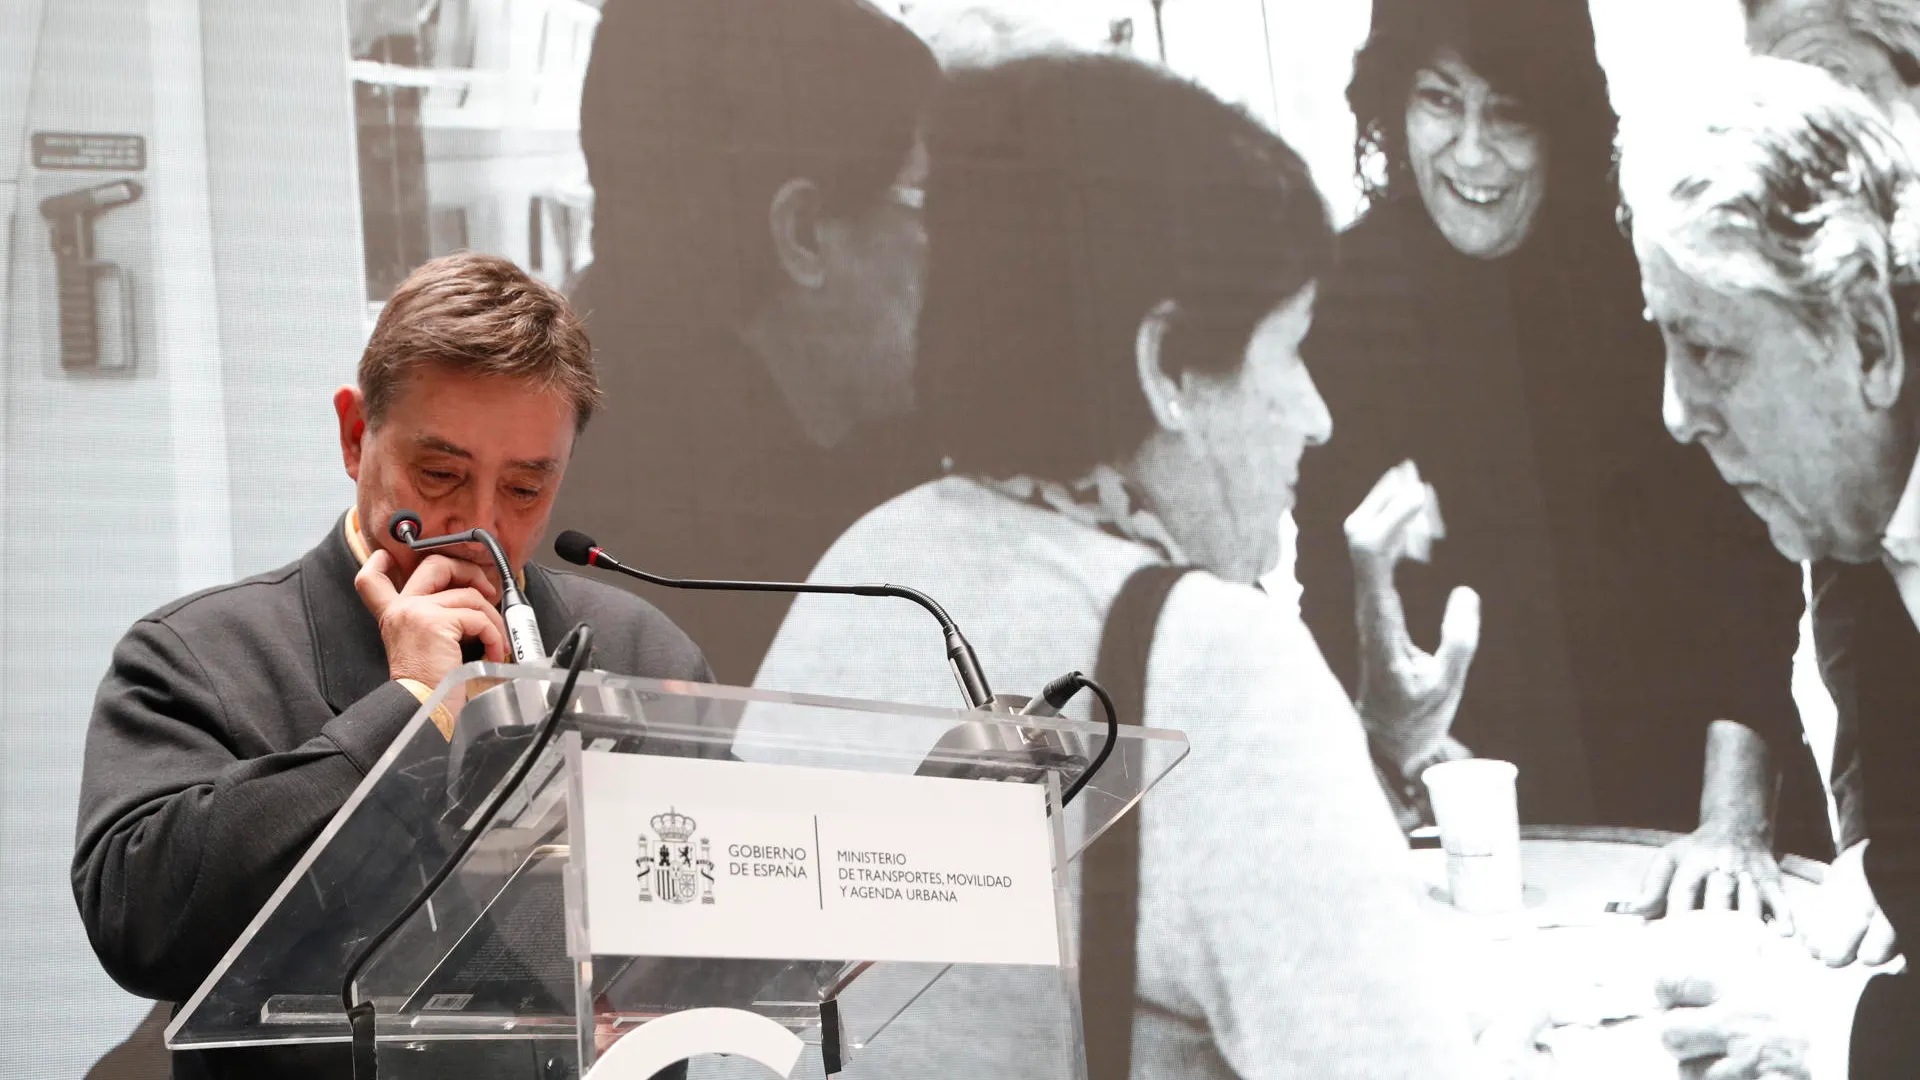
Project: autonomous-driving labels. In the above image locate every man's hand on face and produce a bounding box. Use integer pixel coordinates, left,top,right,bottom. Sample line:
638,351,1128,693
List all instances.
355,549,509,688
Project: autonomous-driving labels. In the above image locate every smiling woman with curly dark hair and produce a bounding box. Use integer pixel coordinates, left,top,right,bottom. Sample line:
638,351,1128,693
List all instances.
1293,0,1835,902
1344,0,1619,234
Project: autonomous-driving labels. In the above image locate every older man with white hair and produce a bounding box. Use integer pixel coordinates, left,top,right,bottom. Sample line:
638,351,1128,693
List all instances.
1618,54,1920,1080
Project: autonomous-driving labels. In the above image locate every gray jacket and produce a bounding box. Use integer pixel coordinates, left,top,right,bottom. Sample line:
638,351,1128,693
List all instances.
72,516,710,1078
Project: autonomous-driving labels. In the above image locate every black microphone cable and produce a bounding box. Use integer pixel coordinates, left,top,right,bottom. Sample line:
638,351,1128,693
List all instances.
553,529,994,709
345,621,594,1080
1022,670,1119,807
554,531,1130,806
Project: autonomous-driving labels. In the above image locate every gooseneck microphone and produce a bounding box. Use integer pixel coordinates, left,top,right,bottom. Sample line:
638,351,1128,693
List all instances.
553,529,995,709
389,509,545,662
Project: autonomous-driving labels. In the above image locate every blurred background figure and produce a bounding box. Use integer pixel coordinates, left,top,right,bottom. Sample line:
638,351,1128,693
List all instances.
752,53,1542,1080
554,0,941,684
347,0,598,307
1291,0,1834,907
896,0,1084,64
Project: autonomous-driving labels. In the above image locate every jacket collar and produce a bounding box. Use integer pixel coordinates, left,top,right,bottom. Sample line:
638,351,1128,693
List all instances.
303,513,581,712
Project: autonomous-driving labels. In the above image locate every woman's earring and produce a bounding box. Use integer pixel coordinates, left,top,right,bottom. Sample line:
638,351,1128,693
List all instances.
1166,400,1184,428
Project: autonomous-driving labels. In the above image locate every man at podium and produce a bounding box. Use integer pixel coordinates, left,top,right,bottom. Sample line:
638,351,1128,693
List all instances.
69,252,712,1079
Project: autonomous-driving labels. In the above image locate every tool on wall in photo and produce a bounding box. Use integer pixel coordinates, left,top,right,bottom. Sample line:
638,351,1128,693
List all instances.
38,178,142,373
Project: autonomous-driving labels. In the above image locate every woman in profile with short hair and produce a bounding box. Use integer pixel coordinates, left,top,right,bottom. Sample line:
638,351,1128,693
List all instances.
751,53,1540,1080
1292,0,1828,914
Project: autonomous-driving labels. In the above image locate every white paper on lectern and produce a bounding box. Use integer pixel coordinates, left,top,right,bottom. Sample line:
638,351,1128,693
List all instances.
576,752,1061,967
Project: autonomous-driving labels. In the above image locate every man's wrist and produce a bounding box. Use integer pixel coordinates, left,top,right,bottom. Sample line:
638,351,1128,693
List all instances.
396,677,458,740
1698,719,1775,843
1694,805,1771,847
1696,785,1771,835
1373,732,1467,786
1355,701,1420,770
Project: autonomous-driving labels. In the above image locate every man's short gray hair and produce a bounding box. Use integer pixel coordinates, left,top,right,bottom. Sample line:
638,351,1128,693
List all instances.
1618,56,1920,344
1841,0,1920,85
1850,0,1920,72
1746,0,1920,90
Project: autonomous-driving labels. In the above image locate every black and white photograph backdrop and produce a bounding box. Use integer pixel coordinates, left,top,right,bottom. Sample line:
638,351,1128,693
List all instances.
6,0,1920,1076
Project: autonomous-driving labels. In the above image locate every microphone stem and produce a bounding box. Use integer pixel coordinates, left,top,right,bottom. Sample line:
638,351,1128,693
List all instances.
563,535,1132,804
944,627,994,708
403,525,544,661
588,549,994,707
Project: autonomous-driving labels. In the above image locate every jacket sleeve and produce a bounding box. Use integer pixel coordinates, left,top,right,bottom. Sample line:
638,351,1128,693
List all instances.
1850,973,1920,1079
71,618,422,1002
571,578,717,685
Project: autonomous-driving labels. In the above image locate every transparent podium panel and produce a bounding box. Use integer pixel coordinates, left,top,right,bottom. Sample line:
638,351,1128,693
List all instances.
166,664,1187,1078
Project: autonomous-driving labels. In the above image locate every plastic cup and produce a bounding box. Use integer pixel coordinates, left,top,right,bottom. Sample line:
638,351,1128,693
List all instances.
1423,759,1523,913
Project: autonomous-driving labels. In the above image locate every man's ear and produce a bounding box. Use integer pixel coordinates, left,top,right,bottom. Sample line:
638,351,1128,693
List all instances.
335,385,368,480
768,177,827,290
1850,278,1908,412
1135,300,1189,434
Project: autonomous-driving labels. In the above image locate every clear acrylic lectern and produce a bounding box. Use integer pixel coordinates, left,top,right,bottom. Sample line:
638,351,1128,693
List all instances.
165,664,1187,1078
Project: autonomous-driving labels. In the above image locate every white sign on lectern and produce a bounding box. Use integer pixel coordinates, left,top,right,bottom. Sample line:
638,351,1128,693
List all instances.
573,752,1063,967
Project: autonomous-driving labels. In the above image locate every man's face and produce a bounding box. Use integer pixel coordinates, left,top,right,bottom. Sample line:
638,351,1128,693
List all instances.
336,364,577,589
816,135,930,427
1640,244,1902,562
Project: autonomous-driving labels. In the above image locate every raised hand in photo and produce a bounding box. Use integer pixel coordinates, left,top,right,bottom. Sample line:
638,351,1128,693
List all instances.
1346,460,1480,774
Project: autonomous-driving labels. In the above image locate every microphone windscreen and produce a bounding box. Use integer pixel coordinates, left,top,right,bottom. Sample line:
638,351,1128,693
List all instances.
388,509,424,542
553,530,598,566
